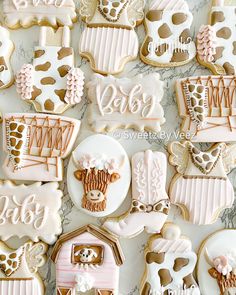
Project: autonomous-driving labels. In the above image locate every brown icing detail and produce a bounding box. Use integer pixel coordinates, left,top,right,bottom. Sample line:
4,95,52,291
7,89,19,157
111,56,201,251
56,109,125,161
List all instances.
58,65,71,77
233,42,236,55
44,99,55,111
130,199,170,214
9,253,16,259
11,150,20,156
213,47,224,61
110,9,116,17
156,44,169,57
183,274,197,288
171,50,189,62
10,138,16,146
34,50,45,58
55,89,66,101
10,132,22,139
57,48,73,60
179,29,191,44
173,258,189,271
223,62,235,75
112,2,119,7
0,250,23,277
31,86,42,100
57,288,73,295
211,11,225,25
17,125,25,132
146,252,165,264
172,13,187,25
146,10,163,22
9,123,17,130
142,37,153,57
158,24,172,39
35,62,51,72
188,85,195,92
0,255,6,261
141,282,151,295
158,269,173,287
208,267,236,294
41,77,56,85
216,27,232,39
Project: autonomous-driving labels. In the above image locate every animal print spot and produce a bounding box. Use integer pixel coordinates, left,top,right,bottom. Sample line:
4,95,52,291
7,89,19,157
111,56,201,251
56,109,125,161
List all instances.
171,50,189,62
223,62,235,75
233,42,236,55
194,107,204,113
7,260,12,266
58,65,71,77
55,89,66,101
12,261,17,268
211,11,225,25
213,47,224,61
192,148,200,154
203,154,210,161
110,8,116,17
146,252,165,264
9,253,16,259
191,97,197,106
31,86,42,100
216,27,231,39
0,255,6,261
11,150,20,156
15,158,20,164
172,13,187,25
158,269,173,287
103,7,108,13
156,44,169,56
195,156,203,163
197,115,204,121
206,162,213,171
188,85,195,92
112,2,119,7
9,123,17,131
141,36,153,57
44,99,55,111
183,274,196,288
41,77,56,85
179,29,191,44
34,50,45,58
10,138,16,146
197,86,204,93
10,132,22,139
142,282,151,295
35,62,51,71
173,258,189,271
57,48,73,60
212,149,219,156
102,0,108,4
17,125,25,132
15,140,23,150
158,24,172,39
193,93,202,99
146,10,163,21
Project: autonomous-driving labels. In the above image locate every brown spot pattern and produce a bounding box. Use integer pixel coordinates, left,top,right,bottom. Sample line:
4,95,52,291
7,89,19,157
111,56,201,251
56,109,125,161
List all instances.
211,11,225,25
216,27,232,39
31,86,42,100
158,24,172,39
172,13,187,25
156,44,169,57
173,258,189,271
35,62,51,71
146,252,165,264
41,77,56,85
171,49,189,62
57,48,73,60
146,10,163,22
213,47,224,61
223,62,235,75
179,29,191,44
142,37,153,57
44,99,55,111
58,65,71,77
34,50,45,58
55,89,66,101
158,269,173,287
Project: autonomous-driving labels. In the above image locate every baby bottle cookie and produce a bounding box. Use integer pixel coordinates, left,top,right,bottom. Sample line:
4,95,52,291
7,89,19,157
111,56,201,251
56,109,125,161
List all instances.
16,26,84,114
79,0,145,75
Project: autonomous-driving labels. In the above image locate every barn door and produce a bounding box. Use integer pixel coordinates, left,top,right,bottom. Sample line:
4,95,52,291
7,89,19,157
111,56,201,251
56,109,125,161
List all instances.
96,289,114,295
57,287,74,295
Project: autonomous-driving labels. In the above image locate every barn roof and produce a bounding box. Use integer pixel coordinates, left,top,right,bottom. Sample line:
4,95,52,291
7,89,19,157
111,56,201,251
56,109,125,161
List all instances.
51,224,125,266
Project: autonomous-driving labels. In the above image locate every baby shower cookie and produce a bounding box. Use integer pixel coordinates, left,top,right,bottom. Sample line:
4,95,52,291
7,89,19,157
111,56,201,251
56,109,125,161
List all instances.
51,224,125,295
2,113,81,182
87,73,165,132
0,240,47,295
0,26,14,90
79,0,145,75
16,26,84,114
197,0,236,75
103,150,170,238
3,0,77,29
176,75,236,142
67,134,131,217
140,223,200,295
198,229,236,295
169,141,236,225
140,0,196,67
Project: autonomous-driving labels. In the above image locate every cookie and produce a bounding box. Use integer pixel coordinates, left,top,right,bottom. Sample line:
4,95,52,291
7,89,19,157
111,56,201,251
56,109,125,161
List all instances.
0,240,47,295
51,224,124,295
3,0,77,29
197,0,236,75
79,0,145,75
176,75,236,142
140,0,196,67
67,134,131,217
87,73,165,132
0,25,14,90
140,223,200,295
16,26,84,114
2,113,81,182
197,229,236,295
168,141,236,225
103,150,170,238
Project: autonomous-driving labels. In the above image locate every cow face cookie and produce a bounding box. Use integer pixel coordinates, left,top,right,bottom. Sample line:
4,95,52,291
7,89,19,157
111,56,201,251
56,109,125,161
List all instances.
140,223,200,295
103,150,170,238
16,26,84,114
0,240,47,295
2,113,81,182
168,141,236,225
79,0,145,74
87,73,165,132
3,0,77,29
140,0,196,67
197,0,236,75
67,134,131,217
51,224,125,295
198,229,236,295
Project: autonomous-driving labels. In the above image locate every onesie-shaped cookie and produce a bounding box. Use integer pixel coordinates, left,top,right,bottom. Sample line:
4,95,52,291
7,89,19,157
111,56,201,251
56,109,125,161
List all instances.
0,26,14,89
197,0,236,75
0,241,47,295
79,0,145,75
140,0,196,67
141,223,200,295
103,150,170,238
169,141,236,225
16,26,84,114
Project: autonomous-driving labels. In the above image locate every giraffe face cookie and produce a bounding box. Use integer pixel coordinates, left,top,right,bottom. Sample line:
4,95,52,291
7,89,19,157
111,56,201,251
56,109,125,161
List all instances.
140,0,196,67
103,150,170,238
198,229,236,295
87,73,165,132
67,134,131,217
168,141,236,225
3,0,77,29
140,223,200,295
197,0,236,75
16,26,85,114
79,0,145,74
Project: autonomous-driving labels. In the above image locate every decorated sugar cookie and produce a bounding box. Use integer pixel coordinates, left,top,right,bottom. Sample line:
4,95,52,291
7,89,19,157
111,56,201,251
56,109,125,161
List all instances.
198,229,236,295
141,223,200,295
79,0,145,75
2,113,81,182
0,240,47,295
169,141,236,225
140,0,196,67
3,0,77,29
103,150,170,238
176,75,236,142
0,26,14,90
51,224,124,295
87,73,165,132
67,134,131,217
197,0,236,75
16,26,84,114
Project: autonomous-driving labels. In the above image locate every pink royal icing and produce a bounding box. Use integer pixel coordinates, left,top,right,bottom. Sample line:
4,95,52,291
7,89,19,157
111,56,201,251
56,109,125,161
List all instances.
64,68,85,105
16,64,34,100
197,25,217,63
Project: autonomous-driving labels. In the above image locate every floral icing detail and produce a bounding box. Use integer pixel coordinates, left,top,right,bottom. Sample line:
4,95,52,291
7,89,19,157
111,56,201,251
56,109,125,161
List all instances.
213,256,233,276
64,68,85,105
197,25,217,63
16,64,34,100
75,273,95,293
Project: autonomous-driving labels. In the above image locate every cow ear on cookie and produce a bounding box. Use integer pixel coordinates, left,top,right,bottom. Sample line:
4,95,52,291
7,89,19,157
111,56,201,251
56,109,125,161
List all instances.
74,170,83,181
111,173,120,183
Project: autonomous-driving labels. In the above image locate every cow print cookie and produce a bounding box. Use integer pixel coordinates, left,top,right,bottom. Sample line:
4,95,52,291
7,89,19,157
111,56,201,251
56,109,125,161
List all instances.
140,223,200,295
140,0,196,67
197,0,236,75
198,229,236,295
16,26,84,114
67,134,131,217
